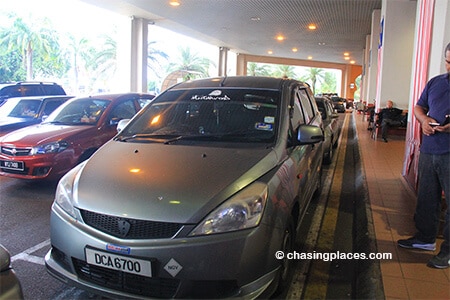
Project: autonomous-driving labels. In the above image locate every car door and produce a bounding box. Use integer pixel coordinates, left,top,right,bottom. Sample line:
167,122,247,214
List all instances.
284,85,322,220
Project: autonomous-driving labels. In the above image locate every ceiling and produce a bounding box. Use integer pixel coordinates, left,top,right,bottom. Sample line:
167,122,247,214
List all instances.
82,0,382,66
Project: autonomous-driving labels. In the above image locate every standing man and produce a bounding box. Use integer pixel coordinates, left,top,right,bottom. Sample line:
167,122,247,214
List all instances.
398,42,450,269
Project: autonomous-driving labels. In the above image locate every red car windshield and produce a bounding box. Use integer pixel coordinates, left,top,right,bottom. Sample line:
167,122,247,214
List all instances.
44,99,110,125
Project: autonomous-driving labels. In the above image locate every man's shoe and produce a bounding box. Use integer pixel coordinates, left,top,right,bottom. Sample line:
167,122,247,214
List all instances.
382,137,388,143
427,252,450,269
397,237,436,251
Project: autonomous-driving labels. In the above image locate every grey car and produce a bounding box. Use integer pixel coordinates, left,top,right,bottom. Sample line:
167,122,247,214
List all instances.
315,96,341,164
45,76,324,299
0,244,24,299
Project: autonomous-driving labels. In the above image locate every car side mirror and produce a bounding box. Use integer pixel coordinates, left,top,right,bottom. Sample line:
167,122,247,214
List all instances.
0,244,11,271
117,119,131,133
296,124,324,145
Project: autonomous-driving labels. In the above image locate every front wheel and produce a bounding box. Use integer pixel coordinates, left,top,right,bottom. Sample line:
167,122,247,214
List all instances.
275,218,295,295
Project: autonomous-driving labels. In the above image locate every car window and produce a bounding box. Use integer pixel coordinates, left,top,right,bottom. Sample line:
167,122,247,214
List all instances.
45,98,110,125
291,90,306,127
42,100,66,116
120,88,279,144
138,97,155,108
109,100,138,121
297,89,318,124
6,99,41,118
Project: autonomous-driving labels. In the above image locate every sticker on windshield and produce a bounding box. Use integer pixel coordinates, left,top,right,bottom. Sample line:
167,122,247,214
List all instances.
191,90,231,101
255,123,273,131
264,116,275,124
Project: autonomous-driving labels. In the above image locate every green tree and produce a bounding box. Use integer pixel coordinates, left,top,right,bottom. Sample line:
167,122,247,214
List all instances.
318,71,337,94
90,33,117,83
271,65,297,78
300,68,326,95
168,46,214,80
147,40,169,79
0,51,24,82
0,13,63,80
247,62,271,76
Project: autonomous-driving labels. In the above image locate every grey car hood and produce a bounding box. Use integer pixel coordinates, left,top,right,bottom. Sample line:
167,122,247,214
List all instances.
75,140,280,224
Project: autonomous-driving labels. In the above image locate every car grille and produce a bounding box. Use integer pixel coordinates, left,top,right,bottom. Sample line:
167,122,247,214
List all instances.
72,257,180,298
1,146,31,156
80,210,184,239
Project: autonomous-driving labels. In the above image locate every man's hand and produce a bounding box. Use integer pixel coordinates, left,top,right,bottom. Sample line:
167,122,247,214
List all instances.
435,123,450,133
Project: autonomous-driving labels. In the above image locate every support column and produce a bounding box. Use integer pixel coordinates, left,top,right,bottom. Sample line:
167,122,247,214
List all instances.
130,17,148,92
218,47,229,76
375,1,416,109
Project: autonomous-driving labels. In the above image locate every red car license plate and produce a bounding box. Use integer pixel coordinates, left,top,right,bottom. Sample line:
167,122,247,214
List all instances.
0,160,24,171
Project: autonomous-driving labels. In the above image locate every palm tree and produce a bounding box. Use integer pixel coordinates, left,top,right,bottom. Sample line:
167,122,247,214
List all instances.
0,14,60,80
300,68,326,95
272,65,297,78
247,62,271,76
147,41,169,79
168,46,214,80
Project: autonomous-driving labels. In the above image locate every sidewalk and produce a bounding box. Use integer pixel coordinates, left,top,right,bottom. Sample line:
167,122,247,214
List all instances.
354,112,450,299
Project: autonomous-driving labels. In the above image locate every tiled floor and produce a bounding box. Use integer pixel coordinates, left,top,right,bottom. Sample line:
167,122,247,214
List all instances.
354,112,450,299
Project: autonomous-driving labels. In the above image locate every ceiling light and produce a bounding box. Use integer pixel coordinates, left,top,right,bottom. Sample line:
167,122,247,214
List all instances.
268,50,273,55
251,17,261,21
276,35,285,41
308,24,317,30
318,42,325,46
344,56,350,60
169,1,180,6
308,56,313,60
344,52,350,56
292,48,298,52
350,60,356,64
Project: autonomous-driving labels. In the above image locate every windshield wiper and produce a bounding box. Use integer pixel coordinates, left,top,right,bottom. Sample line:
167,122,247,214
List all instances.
116,133,181,142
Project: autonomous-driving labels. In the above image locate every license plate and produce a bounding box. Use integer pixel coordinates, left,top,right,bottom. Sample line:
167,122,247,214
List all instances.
85,248,152,277
0,160,24,171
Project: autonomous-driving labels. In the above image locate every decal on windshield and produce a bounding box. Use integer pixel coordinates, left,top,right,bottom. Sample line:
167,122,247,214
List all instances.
264,116,275,124
255,123,273,131
191,90,231,101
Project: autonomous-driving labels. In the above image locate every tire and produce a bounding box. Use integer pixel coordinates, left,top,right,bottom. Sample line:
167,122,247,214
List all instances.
275,217,295,295
323,143,333,165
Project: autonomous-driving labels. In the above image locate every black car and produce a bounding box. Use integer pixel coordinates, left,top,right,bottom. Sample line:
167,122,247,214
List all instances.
0,95,73,136
331,96,346,113
0,81,66,106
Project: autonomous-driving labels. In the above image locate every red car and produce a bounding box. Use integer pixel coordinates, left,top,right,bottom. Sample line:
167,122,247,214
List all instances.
0,93,154,180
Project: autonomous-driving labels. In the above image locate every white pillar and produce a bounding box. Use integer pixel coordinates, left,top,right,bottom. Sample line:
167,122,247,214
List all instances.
376,0,417,109
218,47,229,76
365,9,381,106
130,17,148,92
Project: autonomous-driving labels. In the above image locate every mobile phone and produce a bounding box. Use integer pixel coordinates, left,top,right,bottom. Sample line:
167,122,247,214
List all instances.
442,115,450,126
429,122,440,127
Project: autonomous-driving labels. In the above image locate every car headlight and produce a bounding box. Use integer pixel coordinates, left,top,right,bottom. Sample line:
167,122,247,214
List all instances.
54,162,85,219
190,182,267,236
30,141,68,155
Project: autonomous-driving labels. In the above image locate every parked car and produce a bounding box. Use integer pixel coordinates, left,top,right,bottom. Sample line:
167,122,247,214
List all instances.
315,96,341,164
0,244,24,299
331,96,346,113
0,81,66,106
0,93,154,180
0,95,73,137
45,76,324,299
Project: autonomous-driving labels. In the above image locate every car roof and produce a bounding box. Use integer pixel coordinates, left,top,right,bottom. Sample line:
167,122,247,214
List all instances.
168,76,309,90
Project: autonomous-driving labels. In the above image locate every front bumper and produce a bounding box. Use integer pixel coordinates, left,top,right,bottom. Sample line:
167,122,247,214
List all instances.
45,204,283,299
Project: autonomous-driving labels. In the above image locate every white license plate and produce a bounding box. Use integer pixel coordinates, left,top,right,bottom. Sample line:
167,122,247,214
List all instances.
85,248,152,277
0,160,24,171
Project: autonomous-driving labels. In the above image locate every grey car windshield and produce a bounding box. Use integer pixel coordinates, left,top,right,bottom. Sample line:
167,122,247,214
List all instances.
119,88,279,144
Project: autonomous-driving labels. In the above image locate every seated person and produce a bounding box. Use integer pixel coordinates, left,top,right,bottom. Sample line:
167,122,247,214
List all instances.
377,100,405,142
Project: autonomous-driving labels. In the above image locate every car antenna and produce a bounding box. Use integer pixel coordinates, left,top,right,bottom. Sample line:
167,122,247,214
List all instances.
219,76,227,87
